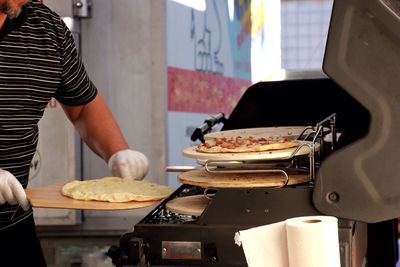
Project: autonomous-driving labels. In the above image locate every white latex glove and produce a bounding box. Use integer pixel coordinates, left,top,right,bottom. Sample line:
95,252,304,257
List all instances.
0,169,30,211
108,149,149,180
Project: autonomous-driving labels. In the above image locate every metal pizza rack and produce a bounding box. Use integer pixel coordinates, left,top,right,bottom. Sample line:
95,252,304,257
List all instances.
190,113,336,188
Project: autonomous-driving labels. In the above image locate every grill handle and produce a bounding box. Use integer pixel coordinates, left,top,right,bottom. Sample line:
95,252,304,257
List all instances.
191,112,227,143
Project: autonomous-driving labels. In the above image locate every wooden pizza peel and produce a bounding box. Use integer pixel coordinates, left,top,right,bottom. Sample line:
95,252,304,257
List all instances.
177,168,310,188
26,183,159,210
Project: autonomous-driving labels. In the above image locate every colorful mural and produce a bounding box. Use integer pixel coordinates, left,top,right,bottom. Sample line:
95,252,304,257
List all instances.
166,0,280,186
168,67,250,114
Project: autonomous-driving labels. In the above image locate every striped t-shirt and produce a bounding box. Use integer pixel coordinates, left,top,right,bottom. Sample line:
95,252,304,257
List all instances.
0,0,97,230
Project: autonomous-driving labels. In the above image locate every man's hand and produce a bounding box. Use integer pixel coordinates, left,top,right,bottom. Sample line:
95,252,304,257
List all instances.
0,169,30,210
108,149,149,180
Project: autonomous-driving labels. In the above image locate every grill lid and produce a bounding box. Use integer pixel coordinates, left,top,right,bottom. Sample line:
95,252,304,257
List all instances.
314,0,400,222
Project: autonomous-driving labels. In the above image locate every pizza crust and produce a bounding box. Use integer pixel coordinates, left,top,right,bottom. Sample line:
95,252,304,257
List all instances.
61,177,174,202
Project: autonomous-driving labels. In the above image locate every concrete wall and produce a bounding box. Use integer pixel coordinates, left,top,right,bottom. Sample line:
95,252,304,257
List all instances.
80,0,166,185
79,0,167,222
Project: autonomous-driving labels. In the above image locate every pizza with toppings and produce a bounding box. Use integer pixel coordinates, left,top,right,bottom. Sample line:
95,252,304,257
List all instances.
194,136,298,153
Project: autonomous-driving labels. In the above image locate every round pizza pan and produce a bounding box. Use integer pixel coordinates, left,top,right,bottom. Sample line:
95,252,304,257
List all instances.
183,140,318,161
177,169,310,189
166,195,210,216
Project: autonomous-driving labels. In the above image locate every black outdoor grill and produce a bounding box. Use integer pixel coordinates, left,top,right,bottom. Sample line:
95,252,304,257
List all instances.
107,77,376,267
107,0,400,266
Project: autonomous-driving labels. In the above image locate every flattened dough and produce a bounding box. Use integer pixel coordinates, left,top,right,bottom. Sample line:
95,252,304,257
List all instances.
62,177,174,202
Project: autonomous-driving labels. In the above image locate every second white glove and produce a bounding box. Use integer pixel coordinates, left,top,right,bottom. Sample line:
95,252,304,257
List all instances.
0,169,30,211
108,149,149,180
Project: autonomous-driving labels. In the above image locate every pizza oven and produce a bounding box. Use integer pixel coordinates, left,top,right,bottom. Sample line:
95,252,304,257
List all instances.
107,0,400,266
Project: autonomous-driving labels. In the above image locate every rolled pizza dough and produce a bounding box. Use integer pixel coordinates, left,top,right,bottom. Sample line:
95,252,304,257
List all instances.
61,177,174,202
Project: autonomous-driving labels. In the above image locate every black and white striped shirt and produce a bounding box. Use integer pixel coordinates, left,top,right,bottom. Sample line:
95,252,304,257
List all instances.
0,0,97,230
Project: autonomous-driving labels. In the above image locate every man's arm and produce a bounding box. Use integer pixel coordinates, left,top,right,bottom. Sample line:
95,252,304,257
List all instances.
61,92,149,180
61,92,128,161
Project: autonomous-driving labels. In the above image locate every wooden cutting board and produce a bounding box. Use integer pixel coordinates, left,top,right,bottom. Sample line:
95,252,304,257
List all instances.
178,169,310,188
166,195,210,216
26,183,159,210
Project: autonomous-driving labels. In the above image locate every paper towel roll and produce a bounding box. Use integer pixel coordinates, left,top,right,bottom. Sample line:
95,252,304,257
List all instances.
286,216,340,267
235,216,341,267
234,221,289,267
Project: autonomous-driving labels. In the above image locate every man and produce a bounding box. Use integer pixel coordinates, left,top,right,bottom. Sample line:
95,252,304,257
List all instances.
0,0,149,265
